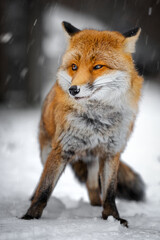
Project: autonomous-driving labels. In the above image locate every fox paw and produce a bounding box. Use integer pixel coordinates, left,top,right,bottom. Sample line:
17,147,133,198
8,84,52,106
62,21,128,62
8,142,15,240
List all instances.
102,212,128,228
21,214,34,220
117,218,128,228
21,212,41,220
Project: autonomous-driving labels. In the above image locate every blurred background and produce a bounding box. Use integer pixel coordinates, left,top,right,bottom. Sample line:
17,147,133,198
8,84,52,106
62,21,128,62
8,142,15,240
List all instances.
0,0,159,107
0,2,160,238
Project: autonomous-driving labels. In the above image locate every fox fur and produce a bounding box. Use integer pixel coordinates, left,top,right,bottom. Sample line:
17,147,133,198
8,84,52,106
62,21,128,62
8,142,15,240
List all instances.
22,22,145,227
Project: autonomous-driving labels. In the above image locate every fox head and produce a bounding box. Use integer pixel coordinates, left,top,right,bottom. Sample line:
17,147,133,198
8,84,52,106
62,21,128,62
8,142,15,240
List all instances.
57,21,141,104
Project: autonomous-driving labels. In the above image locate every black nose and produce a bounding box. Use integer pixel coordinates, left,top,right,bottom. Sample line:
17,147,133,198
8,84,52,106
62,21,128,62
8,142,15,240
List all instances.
69,85,80,96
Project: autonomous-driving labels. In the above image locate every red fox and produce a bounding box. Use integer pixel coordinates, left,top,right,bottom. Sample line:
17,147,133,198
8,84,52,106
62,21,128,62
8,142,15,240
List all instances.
22,22,145,227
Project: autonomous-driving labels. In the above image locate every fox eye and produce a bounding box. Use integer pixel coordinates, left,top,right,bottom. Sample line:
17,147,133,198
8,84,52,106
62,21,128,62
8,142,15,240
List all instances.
93,65,103,70
72,64,78,71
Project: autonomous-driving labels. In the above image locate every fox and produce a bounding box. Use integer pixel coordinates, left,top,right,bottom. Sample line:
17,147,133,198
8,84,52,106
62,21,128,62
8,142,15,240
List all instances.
22,21,145,227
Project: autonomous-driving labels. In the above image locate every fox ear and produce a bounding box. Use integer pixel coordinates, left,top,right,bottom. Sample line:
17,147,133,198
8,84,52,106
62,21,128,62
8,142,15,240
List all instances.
123,27,141,53
62,21,80,37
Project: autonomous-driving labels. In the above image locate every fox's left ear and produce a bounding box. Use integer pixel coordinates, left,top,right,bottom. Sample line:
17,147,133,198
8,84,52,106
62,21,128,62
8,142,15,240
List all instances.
123,27,141,53
62,21,80,37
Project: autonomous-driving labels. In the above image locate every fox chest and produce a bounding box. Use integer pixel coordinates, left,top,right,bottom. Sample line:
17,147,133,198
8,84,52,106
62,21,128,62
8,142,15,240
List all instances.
59,104,133,157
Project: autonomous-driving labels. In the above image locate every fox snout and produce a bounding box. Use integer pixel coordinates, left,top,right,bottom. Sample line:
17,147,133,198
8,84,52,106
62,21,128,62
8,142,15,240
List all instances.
69,85,80,96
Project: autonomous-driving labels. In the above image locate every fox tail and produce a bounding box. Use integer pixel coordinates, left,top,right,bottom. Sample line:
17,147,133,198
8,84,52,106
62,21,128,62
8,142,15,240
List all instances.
71,160,145,201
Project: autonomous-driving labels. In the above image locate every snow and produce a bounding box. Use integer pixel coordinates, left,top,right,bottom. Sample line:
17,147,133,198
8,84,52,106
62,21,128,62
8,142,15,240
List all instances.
0,33,12,43
148,7,152,16
20,68,28,79
0,82,160,239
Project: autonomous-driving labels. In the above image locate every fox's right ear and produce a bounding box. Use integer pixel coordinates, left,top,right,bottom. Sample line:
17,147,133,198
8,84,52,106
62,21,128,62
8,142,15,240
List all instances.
62,21,80,38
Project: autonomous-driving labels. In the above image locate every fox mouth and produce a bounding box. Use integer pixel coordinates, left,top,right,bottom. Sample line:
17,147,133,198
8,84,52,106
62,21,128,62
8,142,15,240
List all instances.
74,87,102,100
74,96,90,100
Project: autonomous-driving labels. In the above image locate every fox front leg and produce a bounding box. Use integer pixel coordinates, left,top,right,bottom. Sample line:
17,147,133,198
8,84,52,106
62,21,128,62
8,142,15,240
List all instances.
99,153,128,227
22,147,66,220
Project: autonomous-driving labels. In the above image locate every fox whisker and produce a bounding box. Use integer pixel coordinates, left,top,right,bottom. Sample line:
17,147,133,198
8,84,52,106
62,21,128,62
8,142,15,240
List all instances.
58,72,71,83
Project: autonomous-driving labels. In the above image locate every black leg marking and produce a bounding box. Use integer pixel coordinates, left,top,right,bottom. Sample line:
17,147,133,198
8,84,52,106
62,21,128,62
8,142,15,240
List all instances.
21,185,52,220
37,185,52,203
102,181,128,227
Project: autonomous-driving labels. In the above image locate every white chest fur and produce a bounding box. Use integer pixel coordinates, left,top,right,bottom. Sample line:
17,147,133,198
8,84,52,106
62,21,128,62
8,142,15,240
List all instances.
59,100,134,157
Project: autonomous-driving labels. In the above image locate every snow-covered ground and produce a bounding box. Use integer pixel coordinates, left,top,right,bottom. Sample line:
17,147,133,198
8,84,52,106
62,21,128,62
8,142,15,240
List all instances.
0,81,160,239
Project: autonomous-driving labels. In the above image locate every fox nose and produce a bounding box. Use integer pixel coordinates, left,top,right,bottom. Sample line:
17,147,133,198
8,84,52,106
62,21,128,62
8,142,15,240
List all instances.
69,85,80,96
